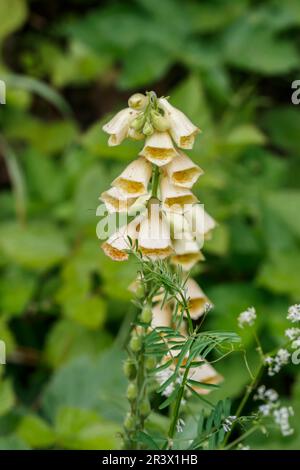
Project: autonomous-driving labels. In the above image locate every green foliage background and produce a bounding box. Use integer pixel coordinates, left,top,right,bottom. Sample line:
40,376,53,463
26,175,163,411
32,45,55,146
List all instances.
0,0,300,450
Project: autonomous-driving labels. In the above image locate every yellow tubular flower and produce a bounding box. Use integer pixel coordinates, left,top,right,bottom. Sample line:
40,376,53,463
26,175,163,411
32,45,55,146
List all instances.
171,235,205,271
165,150,204,188
160,176,198,212
102,108,139,146
188,362,223,395
138,205,173,259
100,187,137,213
184,204,217,243
101,216,143,261
183,278,212,320
140,131,178,166
158,98,200,149
112,157,152,197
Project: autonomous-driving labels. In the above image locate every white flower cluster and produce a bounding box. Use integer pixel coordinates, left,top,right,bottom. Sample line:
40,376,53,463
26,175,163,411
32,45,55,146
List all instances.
176,418,186,433
254,385,294,437
285,327,300,350
264,349,290,376
222,415,237,433
238,307,256,329
287,304,300,323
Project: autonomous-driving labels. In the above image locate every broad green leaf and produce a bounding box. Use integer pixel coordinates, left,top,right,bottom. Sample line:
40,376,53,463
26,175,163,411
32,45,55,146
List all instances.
265,190,300,239
0,222,68,270
0,435,29,450
17,415,56,448
0,0,27,41
0,266,36,316
262,107,300,155
0,380,15,416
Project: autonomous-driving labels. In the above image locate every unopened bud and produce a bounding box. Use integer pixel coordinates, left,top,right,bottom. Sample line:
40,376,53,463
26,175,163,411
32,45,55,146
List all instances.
140,398,151,418
151,110,170,131
124,413,135,431
128,93,148,111
145,356,156,370
127,127,145,141
140,305,152,324
127,382,138,401
143,120,154,136
123,359,137,380
130,113,145,131
129,333,142,352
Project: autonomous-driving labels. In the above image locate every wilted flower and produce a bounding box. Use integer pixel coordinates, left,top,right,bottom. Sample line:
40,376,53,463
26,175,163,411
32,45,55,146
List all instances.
103,108,139,146
159,97,200,149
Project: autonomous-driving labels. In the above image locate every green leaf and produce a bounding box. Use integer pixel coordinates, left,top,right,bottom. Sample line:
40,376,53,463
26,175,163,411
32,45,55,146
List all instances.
0,222,68,271
119,43,172,89
136,431,159,450
17,415,56,448
0,0,27,41
265,190,300,239
0,435,29,450
0,379,15,416
0,266,36,316
55,406,119,450
158,386,180,410
262,107,300,155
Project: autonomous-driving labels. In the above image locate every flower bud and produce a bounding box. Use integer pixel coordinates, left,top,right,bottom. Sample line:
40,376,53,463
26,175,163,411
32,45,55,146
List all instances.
140,305,152,324
143,120,154,136
135,283,145,299
140,398,151,418
128,93,148,111
127,127,145,141
129,333,142,352
130,113,145,131
151,110,170,131
145,356,157,370
127,382,138,401
123,359,137,380
124,412,135,431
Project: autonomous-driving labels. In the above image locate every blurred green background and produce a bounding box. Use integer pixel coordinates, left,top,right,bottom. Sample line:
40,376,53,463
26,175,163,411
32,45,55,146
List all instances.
0,0,300,450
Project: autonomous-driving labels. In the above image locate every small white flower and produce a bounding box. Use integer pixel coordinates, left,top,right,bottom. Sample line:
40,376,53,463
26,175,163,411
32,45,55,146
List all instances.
156,367,174,397
285,327,300,340
103,108,139,146
259,404,272,416
273,406,294,437
176,418,185,433
265,349,290,376
222,416,237,433
237,444,250,450
291,338,300,349
287,304,300,323
238,307,256,328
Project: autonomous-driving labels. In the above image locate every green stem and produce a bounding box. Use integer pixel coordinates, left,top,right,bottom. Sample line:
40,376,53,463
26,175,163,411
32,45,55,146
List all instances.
224,425,260,450
151,164,160,198
167,367,189,446
223,363,264,446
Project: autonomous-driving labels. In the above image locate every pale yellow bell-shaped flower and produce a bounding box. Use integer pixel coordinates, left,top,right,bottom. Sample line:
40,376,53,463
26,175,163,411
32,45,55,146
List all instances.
188,362,223,395
160,177,198,212
102,108,139,146
100,187,137,213
164,150,203,188
139,131,178,167
158,98,200,149
112,157,152,197
183,278,212,320
171,234,204,271
138,204,173,259
101,215,143,261
184,203,217,244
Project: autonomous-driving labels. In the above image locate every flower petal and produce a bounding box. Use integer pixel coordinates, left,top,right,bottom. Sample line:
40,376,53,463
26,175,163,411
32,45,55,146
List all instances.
140,131,178,166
